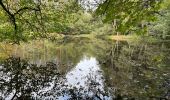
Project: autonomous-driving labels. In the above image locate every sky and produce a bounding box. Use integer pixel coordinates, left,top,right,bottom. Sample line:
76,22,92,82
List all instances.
79,0,103,10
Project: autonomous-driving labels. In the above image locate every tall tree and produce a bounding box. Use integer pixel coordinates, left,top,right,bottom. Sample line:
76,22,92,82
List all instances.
0,0,44,43
0,0,86,43
96,0,163,35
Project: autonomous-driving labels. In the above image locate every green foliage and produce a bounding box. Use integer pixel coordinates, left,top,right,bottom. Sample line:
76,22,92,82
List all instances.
149,0,170,39
0,0,168,42
0,0,84,42
96,0,163,34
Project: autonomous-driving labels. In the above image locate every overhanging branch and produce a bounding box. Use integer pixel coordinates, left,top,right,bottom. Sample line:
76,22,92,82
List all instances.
14,7,40,15
0,0,17,34
0,0,42,43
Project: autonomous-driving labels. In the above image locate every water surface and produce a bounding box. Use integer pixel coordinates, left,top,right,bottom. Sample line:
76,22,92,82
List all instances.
0,38,170,99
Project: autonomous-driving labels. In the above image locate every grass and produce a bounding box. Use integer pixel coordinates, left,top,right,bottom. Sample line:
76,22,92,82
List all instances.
106,35,139,41
106,34,161,43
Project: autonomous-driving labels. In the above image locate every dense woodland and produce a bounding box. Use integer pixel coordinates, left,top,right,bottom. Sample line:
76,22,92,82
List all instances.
0,0,170,43
0,0,170,100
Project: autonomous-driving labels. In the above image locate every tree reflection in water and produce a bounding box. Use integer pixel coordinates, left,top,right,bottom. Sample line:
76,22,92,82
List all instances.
0,57,111,100
0,39,170,100
99,41,170,100
0,57,60,99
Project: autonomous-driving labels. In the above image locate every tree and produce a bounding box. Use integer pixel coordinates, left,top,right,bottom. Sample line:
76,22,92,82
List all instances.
0,0,45,43
149,0,170,39
0,0,83,43
96,0,163,35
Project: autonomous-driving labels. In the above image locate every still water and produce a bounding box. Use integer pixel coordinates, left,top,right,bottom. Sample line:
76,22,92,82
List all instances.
0,38,170,100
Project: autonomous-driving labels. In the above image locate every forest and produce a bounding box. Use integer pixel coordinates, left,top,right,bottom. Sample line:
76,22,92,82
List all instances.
0,0,170,100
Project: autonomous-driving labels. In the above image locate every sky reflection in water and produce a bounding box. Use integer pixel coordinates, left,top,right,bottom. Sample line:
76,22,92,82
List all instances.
0,39,170,100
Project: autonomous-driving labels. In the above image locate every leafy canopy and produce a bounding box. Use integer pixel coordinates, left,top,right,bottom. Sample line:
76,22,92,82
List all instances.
0,0,82,43
96,0,163,34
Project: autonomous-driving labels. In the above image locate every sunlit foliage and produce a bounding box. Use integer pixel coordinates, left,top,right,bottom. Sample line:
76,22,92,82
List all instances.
96,0,163,34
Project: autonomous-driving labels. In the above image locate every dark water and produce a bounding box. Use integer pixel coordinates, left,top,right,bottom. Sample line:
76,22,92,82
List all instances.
0,38,170,100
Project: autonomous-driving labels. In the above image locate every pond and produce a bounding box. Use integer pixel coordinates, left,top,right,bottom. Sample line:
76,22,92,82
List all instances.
0,37,170,100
